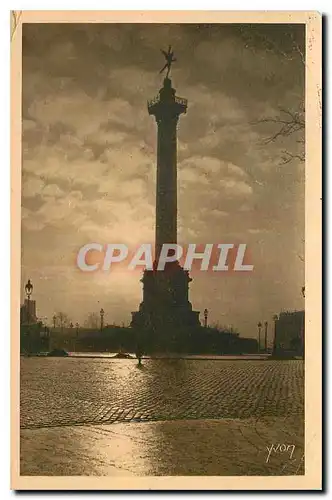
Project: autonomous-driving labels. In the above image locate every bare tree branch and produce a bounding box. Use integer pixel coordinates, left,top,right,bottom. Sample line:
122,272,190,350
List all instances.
252,105,305,162
54,312,71,329
243,26,305,164
84,312,99,329
280,150,305,164
239,25,305,64
291,39,305,65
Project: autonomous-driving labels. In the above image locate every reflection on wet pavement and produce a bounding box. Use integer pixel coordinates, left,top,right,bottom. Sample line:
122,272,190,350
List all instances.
21,418,304,476
21,358,304,428
20,358,304,476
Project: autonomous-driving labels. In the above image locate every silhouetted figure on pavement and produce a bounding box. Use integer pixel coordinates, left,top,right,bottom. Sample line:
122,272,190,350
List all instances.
136,344,143,366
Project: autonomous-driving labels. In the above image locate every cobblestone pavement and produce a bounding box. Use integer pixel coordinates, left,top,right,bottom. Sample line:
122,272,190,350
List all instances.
20,358,304,429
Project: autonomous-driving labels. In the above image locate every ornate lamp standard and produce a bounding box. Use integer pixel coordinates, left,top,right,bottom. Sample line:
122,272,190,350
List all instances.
100,308,105,331
203,309,208,328
75,322,79,352
264,321,268,352
68,322,73,350
25,279,33,324
24,280,33,353
257,322,262,353
273,314,279,354
50,314,57,352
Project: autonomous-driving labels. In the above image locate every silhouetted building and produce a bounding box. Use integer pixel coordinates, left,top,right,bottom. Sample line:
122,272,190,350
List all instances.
20,299,37,324
20,298,52,353
131,76,200,337
273,310,304,357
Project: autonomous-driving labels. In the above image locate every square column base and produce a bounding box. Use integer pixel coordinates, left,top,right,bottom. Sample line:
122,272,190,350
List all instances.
131,263,201,335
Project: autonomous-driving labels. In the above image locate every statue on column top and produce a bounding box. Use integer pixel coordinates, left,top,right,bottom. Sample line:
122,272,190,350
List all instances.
159,45,176,78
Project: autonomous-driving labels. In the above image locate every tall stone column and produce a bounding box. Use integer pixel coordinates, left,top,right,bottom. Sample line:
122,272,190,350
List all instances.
131,77,200,339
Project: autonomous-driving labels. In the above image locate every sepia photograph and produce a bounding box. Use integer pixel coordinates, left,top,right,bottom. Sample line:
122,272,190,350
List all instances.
11,10,322,490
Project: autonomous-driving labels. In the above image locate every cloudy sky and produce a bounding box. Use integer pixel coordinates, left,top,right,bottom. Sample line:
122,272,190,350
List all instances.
21,23,305,340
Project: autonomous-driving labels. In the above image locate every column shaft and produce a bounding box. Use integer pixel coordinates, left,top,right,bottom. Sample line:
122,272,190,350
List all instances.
155,116,178,259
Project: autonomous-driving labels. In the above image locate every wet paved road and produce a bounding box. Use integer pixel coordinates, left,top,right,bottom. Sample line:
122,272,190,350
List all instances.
20,358,304,429
21,417,304,476
20,358,304,476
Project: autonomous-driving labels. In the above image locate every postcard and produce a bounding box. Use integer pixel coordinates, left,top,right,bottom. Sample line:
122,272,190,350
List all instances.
11,10,322,490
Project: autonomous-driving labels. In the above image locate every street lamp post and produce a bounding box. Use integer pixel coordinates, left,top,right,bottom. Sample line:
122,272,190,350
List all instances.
264,321,268,352
257,322,262,353
24,279,33,353
273,315,279,354
203,309,208,328
69,322,73,350
100,308,105,331
75,322,79,352
50,314,57,352
25,279,33,324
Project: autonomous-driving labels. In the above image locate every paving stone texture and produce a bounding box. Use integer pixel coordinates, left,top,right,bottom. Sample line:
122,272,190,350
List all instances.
20,358,304,476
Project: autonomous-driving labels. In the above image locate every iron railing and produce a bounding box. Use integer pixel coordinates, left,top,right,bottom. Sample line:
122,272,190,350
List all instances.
147,95,188,109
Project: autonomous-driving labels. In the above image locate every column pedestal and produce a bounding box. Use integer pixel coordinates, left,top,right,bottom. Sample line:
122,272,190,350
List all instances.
131,261,200,332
